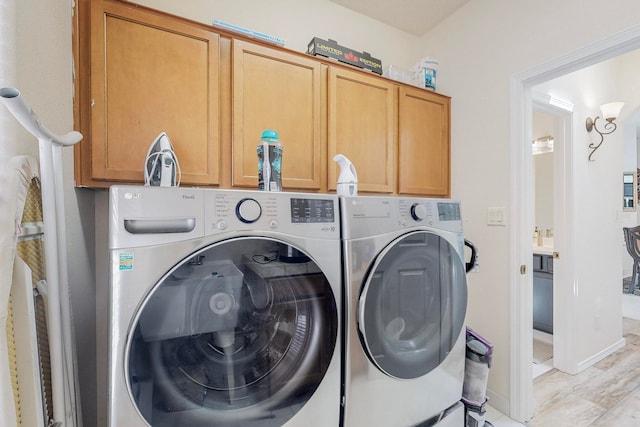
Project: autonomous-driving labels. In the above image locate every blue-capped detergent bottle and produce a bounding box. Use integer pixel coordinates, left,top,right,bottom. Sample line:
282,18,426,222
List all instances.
257,130,283,191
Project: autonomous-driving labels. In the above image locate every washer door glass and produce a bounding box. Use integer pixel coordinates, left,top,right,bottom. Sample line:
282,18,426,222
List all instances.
358,231,467,379
127,238,338,426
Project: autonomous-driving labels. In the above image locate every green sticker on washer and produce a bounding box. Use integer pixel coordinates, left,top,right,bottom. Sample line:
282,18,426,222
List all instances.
119,252,134,271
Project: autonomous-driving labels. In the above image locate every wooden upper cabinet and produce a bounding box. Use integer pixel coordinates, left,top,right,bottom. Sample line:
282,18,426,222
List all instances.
397,86,450,197
74,2,450,192
88,1,220,185
328,67,395,194
232,40,323,190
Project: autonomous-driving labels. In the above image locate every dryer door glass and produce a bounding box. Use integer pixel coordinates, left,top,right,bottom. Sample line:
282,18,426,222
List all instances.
358,230,467,379
126,238,338,426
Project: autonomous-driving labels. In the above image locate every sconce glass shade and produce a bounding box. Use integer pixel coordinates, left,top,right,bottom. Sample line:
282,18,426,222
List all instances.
600,102,624,121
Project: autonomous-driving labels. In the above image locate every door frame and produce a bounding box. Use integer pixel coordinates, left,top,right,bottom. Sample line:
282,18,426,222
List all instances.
509,25,640,422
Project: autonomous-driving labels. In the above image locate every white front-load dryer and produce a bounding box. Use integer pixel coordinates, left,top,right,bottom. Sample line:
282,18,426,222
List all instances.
340,196,470,427
107,186,342,427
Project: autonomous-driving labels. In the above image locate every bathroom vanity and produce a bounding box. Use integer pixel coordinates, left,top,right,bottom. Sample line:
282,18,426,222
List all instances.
533,251,553,334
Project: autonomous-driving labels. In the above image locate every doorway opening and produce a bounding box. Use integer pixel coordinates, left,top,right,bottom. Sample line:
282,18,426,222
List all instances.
510,25,640,423
530,98,572,380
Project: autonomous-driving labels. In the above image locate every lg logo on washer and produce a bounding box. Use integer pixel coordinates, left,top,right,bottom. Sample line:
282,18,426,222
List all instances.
124,192,142,200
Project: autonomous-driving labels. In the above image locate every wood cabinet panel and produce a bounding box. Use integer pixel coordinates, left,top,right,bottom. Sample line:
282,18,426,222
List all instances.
398,86,450,196
89,1,220,185
232,40,322,190
75,2,450,193
328,67,395,193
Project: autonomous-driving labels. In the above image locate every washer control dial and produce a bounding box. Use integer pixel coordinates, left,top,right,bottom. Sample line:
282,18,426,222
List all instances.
410,203,427,221
236,198,262,223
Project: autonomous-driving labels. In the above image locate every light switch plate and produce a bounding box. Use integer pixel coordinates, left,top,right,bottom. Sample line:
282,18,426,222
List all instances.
487,206,506,226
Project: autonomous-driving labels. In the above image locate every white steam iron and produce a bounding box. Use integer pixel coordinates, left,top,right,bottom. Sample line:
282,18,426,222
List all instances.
144,132,181,187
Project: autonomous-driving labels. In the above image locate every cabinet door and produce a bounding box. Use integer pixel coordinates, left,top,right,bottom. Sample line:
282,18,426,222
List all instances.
328,67,395,194
232,40,322,190
89,1,220,185
533,254,544,271
533,271,553,334
398,86,450,197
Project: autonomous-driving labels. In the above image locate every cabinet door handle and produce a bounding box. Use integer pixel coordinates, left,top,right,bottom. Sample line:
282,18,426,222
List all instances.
553,251,560,259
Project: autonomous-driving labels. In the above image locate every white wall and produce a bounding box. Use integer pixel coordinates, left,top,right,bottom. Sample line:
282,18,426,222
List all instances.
533,152,553,233
133,0,422,70
419,0,640,415
0,0,17,156
533,105,556,234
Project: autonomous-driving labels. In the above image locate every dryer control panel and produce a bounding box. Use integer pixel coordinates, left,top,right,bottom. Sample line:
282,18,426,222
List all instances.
340,195,463,241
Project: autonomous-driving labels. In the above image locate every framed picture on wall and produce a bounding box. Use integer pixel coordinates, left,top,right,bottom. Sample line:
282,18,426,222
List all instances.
625,171,637,212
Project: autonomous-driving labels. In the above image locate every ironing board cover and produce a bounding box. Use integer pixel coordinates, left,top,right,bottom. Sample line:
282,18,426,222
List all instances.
0,155,39,427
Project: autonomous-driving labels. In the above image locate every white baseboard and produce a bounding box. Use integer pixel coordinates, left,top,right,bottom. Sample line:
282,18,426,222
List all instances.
576,338,626,372
486,388,509,418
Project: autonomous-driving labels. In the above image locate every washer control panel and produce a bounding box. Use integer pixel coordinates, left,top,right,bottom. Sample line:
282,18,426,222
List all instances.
204,190,339,239
109,186,340,247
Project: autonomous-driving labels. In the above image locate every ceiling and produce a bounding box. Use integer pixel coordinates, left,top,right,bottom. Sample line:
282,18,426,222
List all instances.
329,0,472,36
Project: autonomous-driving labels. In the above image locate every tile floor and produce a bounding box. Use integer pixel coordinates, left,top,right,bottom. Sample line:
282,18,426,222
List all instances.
623,293,640,320
532,350,554,379
486,406,526,426
532,332,554,379
486,294,640,427
524,296,640,426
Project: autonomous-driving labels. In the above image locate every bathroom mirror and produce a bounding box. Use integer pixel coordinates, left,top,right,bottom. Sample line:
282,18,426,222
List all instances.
623,171,636,212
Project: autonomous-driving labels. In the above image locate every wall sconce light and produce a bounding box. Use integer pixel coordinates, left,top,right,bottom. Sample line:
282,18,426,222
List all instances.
586,101,624,162
532,135,554,155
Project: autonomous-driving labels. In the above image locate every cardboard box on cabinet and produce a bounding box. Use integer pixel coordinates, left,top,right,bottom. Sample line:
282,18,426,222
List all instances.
307,37,382,75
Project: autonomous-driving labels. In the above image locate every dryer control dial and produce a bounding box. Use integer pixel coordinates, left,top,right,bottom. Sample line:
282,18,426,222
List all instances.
410,203,427,221
236,198,262,223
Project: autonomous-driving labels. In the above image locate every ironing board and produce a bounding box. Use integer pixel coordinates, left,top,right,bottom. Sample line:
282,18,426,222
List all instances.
0,155,39,427
1,87,83,427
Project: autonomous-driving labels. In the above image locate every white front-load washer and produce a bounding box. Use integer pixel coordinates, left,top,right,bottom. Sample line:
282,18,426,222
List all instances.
107,186,342,427
340,196,472,427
